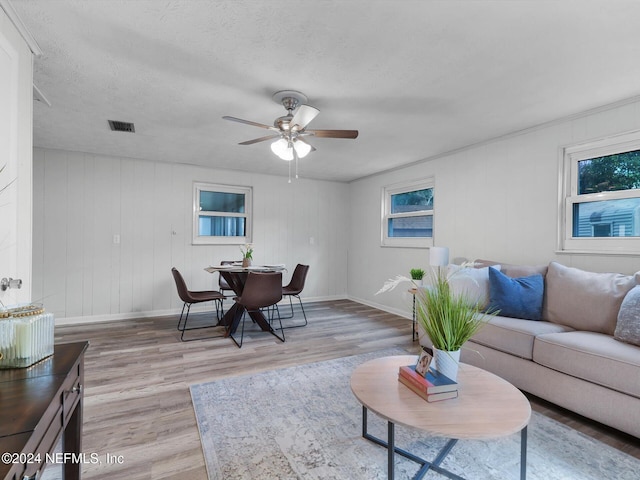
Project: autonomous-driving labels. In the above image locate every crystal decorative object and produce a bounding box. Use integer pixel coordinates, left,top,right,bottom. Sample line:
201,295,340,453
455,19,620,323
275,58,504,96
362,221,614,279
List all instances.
0,305,54,368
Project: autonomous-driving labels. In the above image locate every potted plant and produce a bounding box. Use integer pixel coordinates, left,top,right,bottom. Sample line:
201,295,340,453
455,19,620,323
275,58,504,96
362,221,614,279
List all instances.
240,243,253,267
415,267,497,380
410,268,426,287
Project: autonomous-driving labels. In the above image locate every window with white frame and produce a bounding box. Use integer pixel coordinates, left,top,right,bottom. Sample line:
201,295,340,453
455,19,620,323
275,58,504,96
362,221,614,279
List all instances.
382,179,435,247
560,130,640,254
193,182,252,245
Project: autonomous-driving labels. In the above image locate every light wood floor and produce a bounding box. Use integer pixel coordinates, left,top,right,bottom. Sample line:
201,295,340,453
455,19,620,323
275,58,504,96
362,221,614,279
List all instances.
49,299,639,479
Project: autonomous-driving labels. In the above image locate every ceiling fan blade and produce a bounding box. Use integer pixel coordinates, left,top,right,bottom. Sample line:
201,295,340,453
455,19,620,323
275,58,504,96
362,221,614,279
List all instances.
290,105,320,130
306,129,359,139
223,116,278,131
239,134,281,145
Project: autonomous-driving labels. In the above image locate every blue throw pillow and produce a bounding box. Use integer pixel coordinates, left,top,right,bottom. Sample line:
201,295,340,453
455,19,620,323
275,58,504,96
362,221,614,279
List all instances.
487,266,544,321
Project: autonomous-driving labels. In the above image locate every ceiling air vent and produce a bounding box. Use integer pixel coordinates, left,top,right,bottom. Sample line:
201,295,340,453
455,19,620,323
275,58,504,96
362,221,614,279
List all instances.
108,120,135,133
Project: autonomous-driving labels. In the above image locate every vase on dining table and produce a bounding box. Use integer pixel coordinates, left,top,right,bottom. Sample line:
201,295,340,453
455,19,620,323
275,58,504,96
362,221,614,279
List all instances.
242,257,252,268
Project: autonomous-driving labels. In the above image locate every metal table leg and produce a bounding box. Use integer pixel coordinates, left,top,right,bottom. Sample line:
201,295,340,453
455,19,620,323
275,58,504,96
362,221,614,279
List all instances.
361,406,465,480
412,292,417,341
388,421,395,480
362,407,528,480
521,426,527,480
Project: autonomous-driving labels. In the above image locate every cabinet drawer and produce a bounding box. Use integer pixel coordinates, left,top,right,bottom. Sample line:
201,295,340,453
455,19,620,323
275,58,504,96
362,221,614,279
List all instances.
62,360,82,424
21,405,63,480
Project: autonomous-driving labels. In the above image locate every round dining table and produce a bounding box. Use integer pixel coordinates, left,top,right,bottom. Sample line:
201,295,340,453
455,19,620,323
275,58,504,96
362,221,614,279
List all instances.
205,264,286,336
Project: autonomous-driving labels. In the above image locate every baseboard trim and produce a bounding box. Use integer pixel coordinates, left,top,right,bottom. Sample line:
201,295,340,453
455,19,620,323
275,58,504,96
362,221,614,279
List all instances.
54,294,348,326
346,295,412,320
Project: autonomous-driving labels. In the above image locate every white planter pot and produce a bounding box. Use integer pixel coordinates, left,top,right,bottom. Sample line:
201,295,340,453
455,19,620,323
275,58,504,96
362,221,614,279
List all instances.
431,347,461,381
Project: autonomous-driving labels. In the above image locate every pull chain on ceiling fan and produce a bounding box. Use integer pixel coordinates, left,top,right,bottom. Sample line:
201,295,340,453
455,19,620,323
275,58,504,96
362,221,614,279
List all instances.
223,90,358,182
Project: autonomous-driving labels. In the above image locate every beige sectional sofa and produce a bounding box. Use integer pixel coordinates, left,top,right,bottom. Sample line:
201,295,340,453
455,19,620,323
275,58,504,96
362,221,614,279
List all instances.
448,260,640,438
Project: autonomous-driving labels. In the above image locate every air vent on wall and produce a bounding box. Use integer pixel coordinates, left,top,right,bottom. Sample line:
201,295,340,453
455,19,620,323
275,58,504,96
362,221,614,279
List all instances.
108,120,135,133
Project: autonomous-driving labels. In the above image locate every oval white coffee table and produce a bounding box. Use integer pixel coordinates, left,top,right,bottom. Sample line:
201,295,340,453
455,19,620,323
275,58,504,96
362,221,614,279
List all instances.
350,355,531,479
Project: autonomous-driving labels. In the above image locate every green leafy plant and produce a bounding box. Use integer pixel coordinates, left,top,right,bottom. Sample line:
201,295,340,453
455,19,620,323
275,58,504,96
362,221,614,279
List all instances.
410,268,425,280
239,243,253,259
415,268,497,351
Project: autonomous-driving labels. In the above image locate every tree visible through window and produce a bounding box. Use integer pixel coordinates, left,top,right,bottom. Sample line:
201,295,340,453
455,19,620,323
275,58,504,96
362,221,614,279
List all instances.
383,179,435,247
573,150,640,238
578,150,640,194
561,131,640,253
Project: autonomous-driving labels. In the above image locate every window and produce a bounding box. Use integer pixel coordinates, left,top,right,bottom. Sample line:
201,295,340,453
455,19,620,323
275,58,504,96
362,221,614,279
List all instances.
193,183,252,245
382,179,435,247
560,130,640,253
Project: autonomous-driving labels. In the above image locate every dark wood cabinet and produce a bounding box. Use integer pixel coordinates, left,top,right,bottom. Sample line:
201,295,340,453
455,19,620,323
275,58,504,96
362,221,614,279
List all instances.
0,342,89,480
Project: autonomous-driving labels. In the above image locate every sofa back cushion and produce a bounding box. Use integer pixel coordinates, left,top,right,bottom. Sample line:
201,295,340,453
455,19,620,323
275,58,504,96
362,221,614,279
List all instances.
474,259,548,278
501,263,548,278
543,262,640,335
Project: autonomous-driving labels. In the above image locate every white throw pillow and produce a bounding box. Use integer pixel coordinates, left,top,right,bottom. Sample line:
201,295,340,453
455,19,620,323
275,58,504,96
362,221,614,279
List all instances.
446,264,500,309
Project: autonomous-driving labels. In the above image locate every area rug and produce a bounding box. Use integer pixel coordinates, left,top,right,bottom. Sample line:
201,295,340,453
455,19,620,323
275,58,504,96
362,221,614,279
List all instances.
190,348,639,479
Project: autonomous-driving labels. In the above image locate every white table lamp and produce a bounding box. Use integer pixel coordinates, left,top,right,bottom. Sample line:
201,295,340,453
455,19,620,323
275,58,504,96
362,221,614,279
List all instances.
429,246,450,267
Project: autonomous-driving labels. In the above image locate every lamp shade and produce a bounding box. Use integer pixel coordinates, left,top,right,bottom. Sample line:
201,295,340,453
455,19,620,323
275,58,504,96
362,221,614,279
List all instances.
271,138,293,161
293,139,311,158
429,246,450,267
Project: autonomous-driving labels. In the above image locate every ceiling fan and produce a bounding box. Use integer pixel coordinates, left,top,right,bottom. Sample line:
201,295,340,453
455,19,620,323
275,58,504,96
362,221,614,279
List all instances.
223,90,358,180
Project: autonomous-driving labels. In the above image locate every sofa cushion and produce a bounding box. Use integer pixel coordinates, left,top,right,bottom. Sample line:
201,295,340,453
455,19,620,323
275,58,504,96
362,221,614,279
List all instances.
473,259,500,268
474,259,548,278
487,267,544,320
543,262,640,335
615,286,640,347
501,263,548,279
533,331,640,398
447,264,499,309
469,315,573,360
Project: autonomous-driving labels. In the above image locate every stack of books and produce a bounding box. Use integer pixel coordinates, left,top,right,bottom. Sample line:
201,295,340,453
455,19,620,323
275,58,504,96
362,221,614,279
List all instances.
398,365,458,402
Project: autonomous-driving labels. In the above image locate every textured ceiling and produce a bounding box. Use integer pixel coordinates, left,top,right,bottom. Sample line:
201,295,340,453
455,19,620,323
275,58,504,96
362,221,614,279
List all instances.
10,0,640,182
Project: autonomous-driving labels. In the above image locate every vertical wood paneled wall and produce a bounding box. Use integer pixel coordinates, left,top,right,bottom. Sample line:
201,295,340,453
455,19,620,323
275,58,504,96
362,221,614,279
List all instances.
32,149,349,323
33,98,640,324
350,98,640,318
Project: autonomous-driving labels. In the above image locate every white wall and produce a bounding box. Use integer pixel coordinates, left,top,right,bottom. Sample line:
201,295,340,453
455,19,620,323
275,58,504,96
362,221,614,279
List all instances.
32,148,349,323
350,99,640,318
33,98,640,324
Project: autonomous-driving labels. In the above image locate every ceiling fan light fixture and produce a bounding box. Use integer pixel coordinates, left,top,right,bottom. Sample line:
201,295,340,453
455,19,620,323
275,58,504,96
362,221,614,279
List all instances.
271,138,293,161
293,139,311,158
224,90,358,178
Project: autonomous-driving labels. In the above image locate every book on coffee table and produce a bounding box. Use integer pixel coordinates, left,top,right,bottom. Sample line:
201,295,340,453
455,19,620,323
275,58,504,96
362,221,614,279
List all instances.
398,365,458,394
398,375,458,402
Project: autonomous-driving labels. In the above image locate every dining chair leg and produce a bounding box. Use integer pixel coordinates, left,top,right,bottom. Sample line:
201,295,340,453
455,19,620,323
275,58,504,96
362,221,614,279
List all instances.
177,303,188,331
229,305,285,348
229,312,246,348
280,296,296,319
178,301,226,342
217,298,226,322
240,305,285,344
216,298,223,320
280,295,308,328
269,305,286,343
